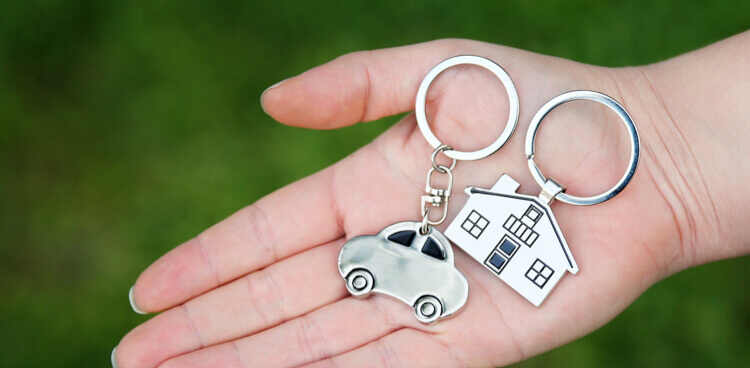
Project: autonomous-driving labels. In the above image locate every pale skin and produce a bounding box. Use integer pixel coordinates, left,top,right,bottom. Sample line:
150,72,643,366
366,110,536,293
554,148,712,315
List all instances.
114,31,750,367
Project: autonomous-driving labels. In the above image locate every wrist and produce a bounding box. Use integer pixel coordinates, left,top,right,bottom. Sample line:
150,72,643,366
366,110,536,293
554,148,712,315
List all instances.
607,33,750,272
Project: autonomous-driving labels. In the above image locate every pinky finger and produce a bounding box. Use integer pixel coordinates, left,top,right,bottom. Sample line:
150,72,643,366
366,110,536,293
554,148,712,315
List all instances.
300,328,465,368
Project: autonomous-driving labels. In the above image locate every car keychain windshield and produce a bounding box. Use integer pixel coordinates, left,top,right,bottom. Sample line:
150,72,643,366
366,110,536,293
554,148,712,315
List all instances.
337,55,520,323
445,90,640,307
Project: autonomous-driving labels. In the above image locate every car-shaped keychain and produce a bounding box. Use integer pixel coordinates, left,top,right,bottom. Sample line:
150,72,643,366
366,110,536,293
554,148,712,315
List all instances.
338,221,469,323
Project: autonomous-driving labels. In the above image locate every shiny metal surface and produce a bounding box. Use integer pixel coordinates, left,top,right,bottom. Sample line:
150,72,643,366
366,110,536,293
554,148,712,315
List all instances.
414,295,443,323
421,165,454,232
524,90,640,206
338,221,469,323
431,144,456,173
445,174,579,307
345,269,374,297
415,55,520,161
538,178,564,205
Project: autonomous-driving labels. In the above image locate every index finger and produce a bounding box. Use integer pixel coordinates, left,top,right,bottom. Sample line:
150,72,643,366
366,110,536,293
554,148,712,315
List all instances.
131,166,344,313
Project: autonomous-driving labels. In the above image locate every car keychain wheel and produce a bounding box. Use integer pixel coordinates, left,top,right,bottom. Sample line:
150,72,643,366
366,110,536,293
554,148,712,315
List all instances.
414,295,443,323
345,269,374,297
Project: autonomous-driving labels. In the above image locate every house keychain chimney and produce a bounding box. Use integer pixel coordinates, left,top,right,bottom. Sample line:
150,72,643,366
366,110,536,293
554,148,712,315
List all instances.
446,90,640,307
337,55,520,323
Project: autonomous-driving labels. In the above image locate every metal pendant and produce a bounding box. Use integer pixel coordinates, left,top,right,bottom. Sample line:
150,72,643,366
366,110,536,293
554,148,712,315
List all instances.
338,221,469,323
446,175,577,307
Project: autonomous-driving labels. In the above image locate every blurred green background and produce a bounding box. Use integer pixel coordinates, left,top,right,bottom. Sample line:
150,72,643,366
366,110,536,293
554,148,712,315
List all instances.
1,1,749,367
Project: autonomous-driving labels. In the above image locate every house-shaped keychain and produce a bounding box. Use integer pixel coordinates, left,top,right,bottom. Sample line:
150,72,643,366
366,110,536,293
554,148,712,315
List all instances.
445,174,578,306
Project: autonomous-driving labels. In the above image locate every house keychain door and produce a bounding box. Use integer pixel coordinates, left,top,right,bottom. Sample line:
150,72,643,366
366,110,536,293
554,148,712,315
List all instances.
446,91,640,307
337,55,520,323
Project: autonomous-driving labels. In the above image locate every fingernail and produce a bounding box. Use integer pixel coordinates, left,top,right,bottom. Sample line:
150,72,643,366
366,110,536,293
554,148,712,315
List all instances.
260,78,289,116
129,286,147,315
111,346,119,368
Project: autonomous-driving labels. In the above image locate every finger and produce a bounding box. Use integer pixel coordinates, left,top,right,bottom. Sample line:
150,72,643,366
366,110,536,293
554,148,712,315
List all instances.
158,296,422,368
300,328,459,368
131,166,344,313
261,39,484,129
115,241,348,368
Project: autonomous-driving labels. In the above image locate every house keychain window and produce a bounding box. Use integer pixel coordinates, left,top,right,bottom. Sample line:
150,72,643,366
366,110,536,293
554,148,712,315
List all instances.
446,90,640,307
337,55,520,323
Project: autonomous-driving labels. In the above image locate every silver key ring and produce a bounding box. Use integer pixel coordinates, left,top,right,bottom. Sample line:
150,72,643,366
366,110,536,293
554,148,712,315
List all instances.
415,55,520,161
525,90,640,206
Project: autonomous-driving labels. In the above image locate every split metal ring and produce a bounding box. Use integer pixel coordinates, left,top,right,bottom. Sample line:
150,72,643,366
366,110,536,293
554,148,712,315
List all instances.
431,145,456,173
525,90,640,206
416,55,520,161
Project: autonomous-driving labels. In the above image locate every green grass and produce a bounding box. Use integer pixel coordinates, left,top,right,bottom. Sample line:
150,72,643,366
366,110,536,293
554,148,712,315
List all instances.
1,1,748,366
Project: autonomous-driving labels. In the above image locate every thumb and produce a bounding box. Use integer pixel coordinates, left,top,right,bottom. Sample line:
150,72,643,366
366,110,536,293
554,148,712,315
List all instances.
260,39,484,129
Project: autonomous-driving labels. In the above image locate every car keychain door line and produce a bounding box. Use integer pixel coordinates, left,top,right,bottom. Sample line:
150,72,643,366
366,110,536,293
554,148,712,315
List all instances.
338,55,520,323
445,90,640,307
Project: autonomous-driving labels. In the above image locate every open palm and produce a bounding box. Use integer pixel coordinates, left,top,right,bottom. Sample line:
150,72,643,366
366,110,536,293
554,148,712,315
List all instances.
115,39,685,367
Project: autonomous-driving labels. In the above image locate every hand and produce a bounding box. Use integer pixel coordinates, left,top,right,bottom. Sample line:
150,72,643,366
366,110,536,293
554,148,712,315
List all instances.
114,35,748,367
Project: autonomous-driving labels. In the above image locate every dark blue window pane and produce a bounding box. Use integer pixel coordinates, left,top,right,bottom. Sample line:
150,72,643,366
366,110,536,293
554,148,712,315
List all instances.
422,238,445,260
489,253,506,269
388,231,415,247
499,238,517,256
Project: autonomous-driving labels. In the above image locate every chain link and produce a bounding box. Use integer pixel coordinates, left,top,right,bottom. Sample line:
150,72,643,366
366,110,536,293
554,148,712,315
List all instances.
431,144,457,173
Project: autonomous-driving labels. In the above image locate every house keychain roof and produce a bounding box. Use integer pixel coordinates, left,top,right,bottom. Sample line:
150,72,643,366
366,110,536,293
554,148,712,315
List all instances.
445,174,579,307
